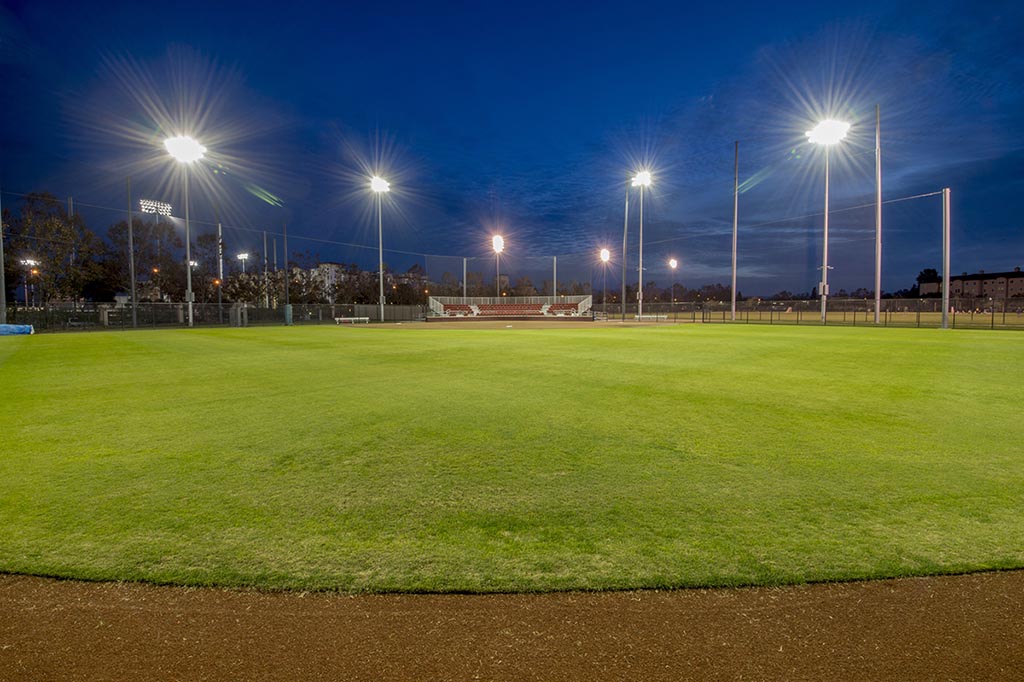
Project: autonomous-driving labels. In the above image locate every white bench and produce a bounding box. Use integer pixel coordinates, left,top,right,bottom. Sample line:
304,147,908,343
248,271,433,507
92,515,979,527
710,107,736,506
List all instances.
335,317,370,324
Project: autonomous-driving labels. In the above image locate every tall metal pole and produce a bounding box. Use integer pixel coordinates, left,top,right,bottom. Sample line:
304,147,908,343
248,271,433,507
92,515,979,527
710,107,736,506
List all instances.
127,177,138,327
184,167,194,327
603,262,607,316
670,267,675,322
283,222,290,307
553,256,557,299
942,188,951,329
638,184,645,320
495,251,500,297
68,196,76,310
621,187,629,321
263,230,269,309
0,185,7,324
217,222,223,324
462,257,467,301
874,104,883,324
731,141,739,321
377,193,384,322
819,146,830,323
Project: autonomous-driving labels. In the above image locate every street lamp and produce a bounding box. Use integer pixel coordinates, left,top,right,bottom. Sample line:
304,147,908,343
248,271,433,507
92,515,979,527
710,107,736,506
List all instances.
492,235,504,298
371,175,390,323
669,258,678,321
237,252,249,274
631,170,652,320
600,248,610,315
164,135,206,327
805,119,849,323
20,259,39,307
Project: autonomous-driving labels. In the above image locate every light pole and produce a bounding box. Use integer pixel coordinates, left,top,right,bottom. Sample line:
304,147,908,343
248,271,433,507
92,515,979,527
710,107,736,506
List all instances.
600,248,610,315
632,170,652,320
237,253,249,274
669,258,678,322
621,187,629,321
492,235,504,298
20,259,39,307
164,135,206,328
370,175,390,323
805,120,849,323
139,199,172,291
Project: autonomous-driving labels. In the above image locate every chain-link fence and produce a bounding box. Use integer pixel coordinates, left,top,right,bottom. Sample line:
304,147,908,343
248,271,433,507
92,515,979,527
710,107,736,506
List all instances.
592,297,1024,330
5,301,427,331
3,186,1019,333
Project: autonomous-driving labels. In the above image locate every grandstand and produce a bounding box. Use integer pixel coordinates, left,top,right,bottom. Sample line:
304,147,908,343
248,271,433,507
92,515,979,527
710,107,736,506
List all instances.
428,296,593,321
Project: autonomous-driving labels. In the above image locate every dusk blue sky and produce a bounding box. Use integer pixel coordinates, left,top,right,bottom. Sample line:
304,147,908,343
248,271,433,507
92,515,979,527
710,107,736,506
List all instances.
1,0,1021,295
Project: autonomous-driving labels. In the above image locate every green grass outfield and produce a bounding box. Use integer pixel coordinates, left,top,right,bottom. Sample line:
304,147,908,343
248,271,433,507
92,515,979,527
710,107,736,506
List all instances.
1,324,1022,593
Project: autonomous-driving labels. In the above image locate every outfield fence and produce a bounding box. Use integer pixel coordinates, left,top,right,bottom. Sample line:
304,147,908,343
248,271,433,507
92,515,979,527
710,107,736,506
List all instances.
597,297,1024,330
7,296,1024,331
4,302,427,331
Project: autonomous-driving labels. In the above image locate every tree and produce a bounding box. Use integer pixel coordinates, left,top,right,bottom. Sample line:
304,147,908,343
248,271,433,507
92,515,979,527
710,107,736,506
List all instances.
6,193,104,305
438,271,461,297
916,268,941,284
513,276,537,297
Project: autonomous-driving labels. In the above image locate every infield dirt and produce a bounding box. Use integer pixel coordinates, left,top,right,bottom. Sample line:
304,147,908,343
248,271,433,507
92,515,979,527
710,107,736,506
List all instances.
2,570,1021,681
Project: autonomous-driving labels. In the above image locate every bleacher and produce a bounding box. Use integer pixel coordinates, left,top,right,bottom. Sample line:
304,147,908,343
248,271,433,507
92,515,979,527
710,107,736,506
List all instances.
442,303,475,316
429,296,593,321
477,303,545,316
547,302,579,316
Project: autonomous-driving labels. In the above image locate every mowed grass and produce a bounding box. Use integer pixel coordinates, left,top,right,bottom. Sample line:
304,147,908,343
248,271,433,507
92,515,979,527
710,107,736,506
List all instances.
1,324,1022,593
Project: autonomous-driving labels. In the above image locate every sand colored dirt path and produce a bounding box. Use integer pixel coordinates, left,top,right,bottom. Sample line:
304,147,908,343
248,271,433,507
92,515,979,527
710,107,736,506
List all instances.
1,571,1021,681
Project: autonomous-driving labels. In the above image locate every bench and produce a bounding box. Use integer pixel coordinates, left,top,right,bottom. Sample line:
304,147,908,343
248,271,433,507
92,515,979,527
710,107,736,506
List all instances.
335,317,370,324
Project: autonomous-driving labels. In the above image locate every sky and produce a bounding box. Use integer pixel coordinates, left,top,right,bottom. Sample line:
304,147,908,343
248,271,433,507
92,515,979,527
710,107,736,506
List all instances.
1,0,1022,295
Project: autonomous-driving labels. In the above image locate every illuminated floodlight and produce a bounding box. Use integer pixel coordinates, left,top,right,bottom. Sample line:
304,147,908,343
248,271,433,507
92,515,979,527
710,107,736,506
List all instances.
20,258,40,267
237,252,249,274
631,170,652,187
669,258,677,269
492,235,504,253
139,199,172,216
189,260,198,268
164,135,207,163
805,120,850,146
600,248,610,263
370,175,390,193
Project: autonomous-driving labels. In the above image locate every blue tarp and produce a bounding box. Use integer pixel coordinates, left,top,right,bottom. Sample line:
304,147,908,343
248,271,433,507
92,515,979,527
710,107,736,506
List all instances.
0,324,34,336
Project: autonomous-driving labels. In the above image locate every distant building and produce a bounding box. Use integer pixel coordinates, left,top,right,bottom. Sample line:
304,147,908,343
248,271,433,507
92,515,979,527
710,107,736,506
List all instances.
921,267,1024,298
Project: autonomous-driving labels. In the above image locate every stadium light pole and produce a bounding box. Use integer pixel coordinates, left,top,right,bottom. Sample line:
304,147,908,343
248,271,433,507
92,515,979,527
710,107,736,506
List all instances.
140,196,172,286
0,187,6,323
164,135,206,328
371,175,390,323
632,170,652,320
805,120,849,324
731,141,739,322
20,259,40,307
600,248,610,315
669,258,678,322
237,252,249,274
492,235,504,298
126,178,138,328
621,187,629,321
